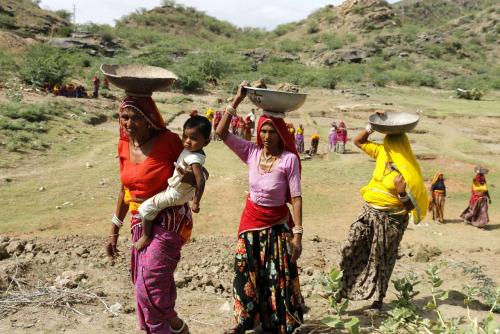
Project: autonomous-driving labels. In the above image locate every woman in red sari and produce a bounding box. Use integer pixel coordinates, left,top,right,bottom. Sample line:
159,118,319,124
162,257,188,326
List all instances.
105,96,194,334
461,171,491,228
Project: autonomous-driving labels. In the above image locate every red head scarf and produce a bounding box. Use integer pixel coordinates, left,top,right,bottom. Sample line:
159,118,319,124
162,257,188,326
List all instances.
257,115,301,173
119,96,166,141
474,173,486,185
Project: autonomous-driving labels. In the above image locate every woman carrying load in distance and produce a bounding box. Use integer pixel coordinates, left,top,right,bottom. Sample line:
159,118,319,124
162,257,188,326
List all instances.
339,110,428,310
216,81,305,334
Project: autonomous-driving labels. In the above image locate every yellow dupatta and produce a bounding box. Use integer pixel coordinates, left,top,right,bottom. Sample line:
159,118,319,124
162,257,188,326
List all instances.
383,134,428,223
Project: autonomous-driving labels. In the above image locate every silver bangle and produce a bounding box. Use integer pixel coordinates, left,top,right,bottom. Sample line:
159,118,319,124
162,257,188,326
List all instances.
397,193,410,202
292,226,303,235
226,105,237,116
112,214,123,228
365,123,374,134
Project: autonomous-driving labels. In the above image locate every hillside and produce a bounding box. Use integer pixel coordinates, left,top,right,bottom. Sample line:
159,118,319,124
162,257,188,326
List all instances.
0,0,70,36
0,0,498,93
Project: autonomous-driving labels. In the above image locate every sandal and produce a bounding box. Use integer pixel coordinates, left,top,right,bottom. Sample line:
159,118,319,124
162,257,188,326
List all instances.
170,320,189,334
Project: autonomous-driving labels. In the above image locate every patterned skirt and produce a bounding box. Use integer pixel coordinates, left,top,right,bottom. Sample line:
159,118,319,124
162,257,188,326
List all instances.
431,191,445,222
461,196,489,227
339,204,408,301
233,225,304,334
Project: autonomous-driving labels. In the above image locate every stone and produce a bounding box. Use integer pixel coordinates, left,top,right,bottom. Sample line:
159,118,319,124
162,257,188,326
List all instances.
38,186,46,192
25,243,36,253
0,245,9,260
55,276,77,289
6,240,26,255
310,235,322,242
109,302,122,315
219,300,232,313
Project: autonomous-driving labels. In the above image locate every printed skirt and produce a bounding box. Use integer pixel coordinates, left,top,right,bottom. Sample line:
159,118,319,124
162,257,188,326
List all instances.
232,225,304,334
339,204,408,301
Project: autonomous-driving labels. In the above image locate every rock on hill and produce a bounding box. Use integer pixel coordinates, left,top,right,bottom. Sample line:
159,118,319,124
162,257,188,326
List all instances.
0,0,70,36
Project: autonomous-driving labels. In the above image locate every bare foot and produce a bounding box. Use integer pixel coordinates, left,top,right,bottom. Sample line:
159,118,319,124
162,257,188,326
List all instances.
134,235,152,250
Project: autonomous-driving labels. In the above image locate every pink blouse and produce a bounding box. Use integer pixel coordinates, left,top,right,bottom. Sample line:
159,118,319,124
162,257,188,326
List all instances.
224,133,301,206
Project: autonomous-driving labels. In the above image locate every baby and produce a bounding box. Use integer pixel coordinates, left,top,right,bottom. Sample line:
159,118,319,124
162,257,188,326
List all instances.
135,115,211,250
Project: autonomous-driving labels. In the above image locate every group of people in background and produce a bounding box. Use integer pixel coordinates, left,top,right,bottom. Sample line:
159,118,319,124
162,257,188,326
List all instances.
329,121,348,153
429,167,490,228
41,76,109,99
193,108,256,142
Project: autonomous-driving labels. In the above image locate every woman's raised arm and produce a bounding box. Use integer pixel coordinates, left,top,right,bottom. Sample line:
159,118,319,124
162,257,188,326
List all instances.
216,81,248,140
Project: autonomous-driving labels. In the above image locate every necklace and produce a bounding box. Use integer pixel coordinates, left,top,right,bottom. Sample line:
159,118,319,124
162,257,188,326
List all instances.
259,151,280,173
132,134,154,149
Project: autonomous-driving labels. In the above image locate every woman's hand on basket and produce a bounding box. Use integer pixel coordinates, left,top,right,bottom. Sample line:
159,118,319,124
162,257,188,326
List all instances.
290,234,302,263
234,81,249,103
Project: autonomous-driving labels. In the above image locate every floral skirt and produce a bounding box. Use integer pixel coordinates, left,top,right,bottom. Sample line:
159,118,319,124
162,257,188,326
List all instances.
233,225,304,334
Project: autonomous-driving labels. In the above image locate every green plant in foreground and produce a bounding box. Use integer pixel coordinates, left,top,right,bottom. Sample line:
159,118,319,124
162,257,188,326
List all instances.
380,272,422,333
321,269,360,334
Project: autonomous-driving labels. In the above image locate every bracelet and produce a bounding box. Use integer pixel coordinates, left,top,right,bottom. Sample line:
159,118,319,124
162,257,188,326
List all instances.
365,123,374,134
292,226,304,235
112,214,123,228
397,193,410,202
226,105,237,116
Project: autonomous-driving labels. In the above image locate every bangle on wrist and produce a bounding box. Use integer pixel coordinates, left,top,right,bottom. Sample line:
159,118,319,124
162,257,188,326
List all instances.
397,193,410,202
112,214,123,229
226,105,237,116
292,226,303,235
365,123,374,134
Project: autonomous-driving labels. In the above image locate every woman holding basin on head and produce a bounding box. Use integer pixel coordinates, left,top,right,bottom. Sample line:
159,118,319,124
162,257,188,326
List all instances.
102,64,201,334
216,81,305,334
339,111,428,310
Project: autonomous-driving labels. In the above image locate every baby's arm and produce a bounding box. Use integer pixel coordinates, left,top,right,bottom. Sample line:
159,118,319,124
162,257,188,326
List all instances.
190,163,205,213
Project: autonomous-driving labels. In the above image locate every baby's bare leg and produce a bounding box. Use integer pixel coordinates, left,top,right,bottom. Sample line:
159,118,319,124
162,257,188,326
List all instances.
134,218,153,250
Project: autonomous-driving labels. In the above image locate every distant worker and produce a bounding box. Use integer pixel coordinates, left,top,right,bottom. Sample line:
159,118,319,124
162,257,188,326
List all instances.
429,172,446,223
310,133,320,155
102,78,110,90
461,167,491,228
92,76,100,98
296,124,304,153
246,109,256,135
336,121,348,154
190,109,199,118
205,108,214,124
329,122,338,152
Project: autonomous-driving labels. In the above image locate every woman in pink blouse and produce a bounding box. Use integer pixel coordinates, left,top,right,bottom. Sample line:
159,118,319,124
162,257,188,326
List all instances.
216,82,304,334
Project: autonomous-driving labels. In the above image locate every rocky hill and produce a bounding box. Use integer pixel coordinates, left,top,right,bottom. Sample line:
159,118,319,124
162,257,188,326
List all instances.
0,0,70,36
0,0,498,91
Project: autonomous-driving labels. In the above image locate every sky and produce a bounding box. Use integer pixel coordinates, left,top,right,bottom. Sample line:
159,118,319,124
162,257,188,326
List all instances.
40,0,398,30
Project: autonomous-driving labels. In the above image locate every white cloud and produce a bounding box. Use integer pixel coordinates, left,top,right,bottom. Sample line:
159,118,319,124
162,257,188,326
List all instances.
40,0,398,30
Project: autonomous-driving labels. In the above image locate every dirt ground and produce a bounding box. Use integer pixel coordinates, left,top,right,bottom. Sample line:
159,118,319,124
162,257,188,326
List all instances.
1,86,499,333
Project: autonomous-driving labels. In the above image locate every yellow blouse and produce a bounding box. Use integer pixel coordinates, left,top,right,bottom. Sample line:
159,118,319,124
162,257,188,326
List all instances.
360,142,403,208
472,182,487,193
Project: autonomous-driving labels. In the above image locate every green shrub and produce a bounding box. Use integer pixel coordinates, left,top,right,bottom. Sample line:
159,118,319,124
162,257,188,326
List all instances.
0,13,16,29
277,39,304,53
55,9,72,21
274,23,296,37
0,50,18,77
174,65,205,92
307,23,320,34
20,44,71,87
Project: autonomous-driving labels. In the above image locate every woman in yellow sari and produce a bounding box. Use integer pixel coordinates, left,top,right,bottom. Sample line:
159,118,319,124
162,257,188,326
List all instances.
339,119,428,310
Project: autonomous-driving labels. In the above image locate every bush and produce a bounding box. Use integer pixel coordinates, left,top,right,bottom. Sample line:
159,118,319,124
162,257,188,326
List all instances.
307,23,320,34
0,50,18,77
0,13,16,29
20,44,71,87
174,65,205,92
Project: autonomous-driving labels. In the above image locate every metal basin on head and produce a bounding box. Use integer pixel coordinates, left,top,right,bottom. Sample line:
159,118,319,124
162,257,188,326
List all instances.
244,87,307,113
100,64,178,96
369,111,420,135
